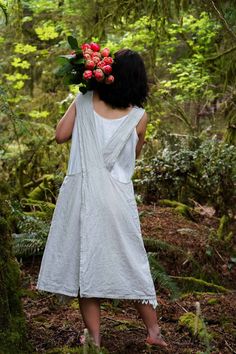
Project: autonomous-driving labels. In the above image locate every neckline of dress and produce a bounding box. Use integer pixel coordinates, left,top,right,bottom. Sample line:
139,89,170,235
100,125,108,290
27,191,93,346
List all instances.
93,110,128,121
91,90,133,121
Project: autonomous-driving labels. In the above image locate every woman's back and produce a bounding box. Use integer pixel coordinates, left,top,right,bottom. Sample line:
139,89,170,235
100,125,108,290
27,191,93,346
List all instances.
67,92,140,183
94,110,139,183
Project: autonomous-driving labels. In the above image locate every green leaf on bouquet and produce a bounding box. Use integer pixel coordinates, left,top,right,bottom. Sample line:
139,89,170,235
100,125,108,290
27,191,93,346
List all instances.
54,62,73,77
68,35,79,49
56,56,70,65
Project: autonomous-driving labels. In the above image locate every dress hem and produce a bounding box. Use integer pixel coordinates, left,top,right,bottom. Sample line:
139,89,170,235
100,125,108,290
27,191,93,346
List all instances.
36,283,158,309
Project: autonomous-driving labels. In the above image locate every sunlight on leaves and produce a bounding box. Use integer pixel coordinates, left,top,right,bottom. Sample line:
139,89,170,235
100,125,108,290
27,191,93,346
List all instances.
35,23,59,41
14,43,37,54
11,58,31,69
29,110,50,119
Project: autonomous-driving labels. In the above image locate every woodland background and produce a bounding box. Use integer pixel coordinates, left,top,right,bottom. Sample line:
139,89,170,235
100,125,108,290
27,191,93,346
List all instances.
0,1,236,353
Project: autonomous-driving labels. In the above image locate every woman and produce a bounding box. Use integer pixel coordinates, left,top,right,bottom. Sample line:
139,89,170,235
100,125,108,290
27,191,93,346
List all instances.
36,49,167,349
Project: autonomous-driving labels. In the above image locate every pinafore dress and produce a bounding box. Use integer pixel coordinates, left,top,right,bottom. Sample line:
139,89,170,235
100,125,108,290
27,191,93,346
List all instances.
36,90,158,309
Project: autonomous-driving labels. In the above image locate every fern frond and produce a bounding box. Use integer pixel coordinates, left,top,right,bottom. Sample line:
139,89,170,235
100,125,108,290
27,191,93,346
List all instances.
12,233,46,257
143,237,184,254
148,252,181,300
11,203,50,257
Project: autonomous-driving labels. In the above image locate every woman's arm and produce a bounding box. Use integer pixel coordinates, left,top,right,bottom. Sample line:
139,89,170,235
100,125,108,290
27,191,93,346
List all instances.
135,112,148,159
55,98,77,144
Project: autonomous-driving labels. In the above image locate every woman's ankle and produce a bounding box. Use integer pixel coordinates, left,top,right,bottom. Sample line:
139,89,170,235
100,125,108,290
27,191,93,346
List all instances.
147,324,161,338
91,332,101,347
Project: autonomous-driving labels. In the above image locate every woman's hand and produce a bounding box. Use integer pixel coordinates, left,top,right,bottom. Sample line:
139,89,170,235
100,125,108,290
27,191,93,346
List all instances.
55,98,77,144
135,112,148,159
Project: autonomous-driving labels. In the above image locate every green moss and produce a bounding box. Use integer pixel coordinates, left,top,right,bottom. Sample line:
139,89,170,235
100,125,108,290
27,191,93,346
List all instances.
160,199,184,208
19,288,40,300
32,315,48,323
23,211,47,218
219,315,236,332
216,215,233,241
159,199,195,220
27,174,54,200
22,199,55,211
0,316,33,354
114,324,128,331
0,217,31,353
172,276,231,293
207,298,219,305
179,312,213,343
45,345,109,354
70,299,80,309
180,291,218,299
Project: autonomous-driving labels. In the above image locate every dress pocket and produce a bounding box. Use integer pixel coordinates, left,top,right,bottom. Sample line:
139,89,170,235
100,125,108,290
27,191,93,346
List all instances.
126,196,141,234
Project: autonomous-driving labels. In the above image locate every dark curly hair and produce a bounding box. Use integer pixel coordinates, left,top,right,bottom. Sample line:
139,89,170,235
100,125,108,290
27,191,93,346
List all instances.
90,49,148,109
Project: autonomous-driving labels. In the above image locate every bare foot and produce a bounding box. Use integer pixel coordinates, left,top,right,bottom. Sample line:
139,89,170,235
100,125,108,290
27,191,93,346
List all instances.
146,334,168,347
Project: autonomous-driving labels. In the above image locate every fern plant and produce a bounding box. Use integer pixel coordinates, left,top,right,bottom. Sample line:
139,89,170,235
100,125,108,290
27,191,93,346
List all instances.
143,237,184,254
11,200,50,257
147,252,181,300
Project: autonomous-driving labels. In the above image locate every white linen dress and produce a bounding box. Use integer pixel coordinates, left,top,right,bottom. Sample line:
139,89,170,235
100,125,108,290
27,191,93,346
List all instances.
36,90,158,309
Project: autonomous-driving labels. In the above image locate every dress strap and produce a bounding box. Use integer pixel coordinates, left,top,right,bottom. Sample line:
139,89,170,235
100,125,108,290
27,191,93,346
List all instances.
102,106,144,171
75,91,144,172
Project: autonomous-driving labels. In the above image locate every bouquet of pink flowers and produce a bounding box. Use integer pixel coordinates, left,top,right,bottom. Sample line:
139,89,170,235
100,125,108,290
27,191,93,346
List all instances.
55,36,114,94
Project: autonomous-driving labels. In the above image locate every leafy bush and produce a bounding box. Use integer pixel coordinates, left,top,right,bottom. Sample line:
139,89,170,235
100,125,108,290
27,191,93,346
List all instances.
134,137,236,216
10,200,51,257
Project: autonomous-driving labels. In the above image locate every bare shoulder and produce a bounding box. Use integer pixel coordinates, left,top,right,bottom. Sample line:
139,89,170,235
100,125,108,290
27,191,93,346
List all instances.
136,111,148,136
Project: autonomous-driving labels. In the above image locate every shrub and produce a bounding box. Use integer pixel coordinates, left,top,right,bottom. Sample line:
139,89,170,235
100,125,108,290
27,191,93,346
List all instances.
134,137,236,216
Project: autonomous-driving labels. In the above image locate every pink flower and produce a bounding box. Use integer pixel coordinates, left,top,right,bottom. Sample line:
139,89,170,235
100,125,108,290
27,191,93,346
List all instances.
90,42,100,51
81,43,91,51
92,52,102,59
101,48,110,57
92,56,101,64
93,69,104,82
85,60,95,70
83,70,93,80
83,53,91,60
105,75,115,84
103,56,113,65
97,60,106,68
102,65,112,75
84,48,93,55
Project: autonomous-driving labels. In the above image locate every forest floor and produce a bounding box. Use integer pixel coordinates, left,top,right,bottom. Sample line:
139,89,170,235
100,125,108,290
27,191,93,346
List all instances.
20,205,236,354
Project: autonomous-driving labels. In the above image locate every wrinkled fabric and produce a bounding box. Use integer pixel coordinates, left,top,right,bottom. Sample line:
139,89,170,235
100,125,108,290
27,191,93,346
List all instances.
36,91,158,309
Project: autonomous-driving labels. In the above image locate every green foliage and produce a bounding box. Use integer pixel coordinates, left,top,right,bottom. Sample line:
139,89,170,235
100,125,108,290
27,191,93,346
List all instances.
68,35,79,50
35,22,59,41
0,214,32,353
45,345,109,354
0,0,8,24
28,110,49,119
55,36,86,87
148,252,181,300
178,311,213,345
111,16,156,53
14,44,37,54
11,58,31,69
143,237,185,255
134,137,236,216
11,201,51,257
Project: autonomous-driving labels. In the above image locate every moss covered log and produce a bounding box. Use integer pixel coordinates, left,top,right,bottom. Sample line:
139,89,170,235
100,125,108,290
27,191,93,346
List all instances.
0,216,32,354
159,199,196,220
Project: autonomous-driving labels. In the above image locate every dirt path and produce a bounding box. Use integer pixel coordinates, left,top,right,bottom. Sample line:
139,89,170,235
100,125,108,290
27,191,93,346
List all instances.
20,205,236,353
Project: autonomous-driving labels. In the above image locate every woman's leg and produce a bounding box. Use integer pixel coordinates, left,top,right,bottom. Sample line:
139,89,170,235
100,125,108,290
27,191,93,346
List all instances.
133,301,168,347
78,297,101,347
